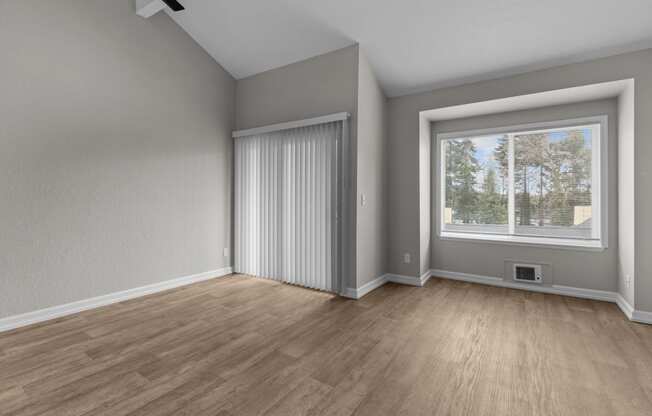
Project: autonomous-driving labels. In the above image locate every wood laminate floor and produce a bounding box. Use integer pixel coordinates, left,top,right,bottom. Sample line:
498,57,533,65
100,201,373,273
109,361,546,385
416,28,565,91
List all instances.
1,274,652,416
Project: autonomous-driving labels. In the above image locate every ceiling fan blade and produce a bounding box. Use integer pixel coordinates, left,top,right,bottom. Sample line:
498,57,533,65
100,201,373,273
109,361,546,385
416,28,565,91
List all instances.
161,0,185,12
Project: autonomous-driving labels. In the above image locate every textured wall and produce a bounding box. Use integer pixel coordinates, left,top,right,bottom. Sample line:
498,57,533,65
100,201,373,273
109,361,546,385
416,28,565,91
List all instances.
235,46,358,131
0,0,235,318
355,51,388,287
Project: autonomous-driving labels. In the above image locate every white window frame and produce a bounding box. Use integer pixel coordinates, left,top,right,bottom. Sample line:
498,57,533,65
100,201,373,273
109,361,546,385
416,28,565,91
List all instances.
435,115,608,251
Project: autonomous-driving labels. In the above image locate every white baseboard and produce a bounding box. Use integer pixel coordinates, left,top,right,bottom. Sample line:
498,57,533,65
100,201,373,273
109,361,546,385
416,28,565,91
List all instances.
632,309,652,324
430,269,617,301
618,294,652,324
616,293,635,320
342,274,389,299
431,268,652,325
342,270,433,299
420,269,433,286
0,267,233,333
385,273,423,287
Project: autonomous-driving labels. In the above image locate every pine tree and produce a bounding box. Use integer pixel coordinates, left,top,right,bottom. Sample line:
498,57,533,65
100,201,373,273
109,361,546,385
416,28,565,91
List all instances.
546,143,570,225
492,129,592,228
545,130,591,225
478,168,507,224
563,130,592,208
514,133,547,226
446,140,480,224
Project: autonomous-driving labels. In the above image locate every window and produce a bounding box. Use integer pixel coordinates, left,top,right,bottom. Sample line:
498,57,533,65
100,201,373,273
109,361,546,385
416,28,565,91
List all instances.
437,117,606,249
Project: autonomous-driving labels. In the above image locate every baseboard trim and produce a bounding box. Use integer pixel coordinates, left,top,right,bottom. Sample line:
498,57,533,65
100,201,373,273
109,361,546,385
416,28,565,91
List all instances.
420,269,433,286
431,268,651,324
614,294,652,324
342,274,389,299
430,269,617,301
0,267,233,333
632,309,652,324
386,273,423,287
616,293,635,320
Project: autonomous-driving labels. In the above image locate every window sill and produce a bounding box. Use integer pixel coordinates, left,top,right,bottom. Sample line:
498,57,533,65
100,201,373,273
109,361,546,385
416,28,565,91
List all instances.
439,232,606,252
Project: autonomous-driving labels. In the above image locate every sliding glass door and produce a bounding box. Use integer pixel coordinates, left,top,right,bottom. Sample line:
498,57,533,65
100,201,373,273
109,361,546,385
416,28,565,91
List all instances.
234,121,342,292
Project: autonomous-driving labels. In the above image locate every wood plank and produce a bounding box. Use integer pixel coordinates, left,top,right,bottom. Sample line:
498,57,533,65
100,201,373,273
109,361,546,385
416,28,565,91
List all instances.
0,274,651,416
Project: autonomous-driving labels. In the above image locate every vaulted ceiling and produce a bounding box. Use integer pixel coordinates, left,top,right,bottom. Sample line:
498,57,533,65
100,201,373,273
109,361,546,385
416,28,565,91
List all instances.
166,0,652,97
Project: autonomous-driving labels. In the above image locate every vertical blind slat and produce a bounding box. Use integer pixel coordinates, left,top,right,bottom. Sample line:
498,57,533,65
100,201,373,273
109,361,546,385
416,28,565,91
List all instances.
234,121,341,292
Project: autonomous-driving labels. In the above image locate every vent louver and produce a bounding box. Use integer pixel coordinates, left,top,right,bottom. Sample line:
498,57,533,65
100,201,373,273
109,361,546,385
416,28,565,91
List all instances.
513,264,542,284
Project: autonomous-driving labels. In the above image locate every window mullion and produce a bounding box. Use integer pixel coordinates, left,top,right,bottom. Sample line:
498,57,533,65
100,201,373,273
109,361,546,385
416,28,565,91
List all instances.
591,124,601,240
507,134,515,235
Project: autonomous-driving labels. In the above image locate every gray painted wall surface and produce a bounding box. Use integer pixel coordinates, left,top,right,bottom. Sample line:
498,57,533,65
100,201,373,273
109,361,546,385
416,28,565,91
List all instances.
432,99,618,292
355,52,388,287
0,0,235,318
618,85,636,306
235,46,358,130
387,49,652,311
419,112,431,277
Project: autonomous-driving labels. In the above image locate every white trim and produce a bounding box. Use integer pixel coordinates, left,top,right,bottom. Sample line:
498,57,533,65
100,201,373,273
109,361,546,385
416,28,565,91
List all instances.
341,274,388,299
430,268,616,301
420,269,433,286
507,133,515,235
550,284,617,303
431,268,652,324
435,115,608,250
435,117,606,141
0,267,233,333
439,232,605,251
340,268,651,324
386,273,424,287
135,0,166,18
616,293,635,319
233,112,351,138
615,295,652,324
386,272,432,287
632,309,652,325
341,271,432,299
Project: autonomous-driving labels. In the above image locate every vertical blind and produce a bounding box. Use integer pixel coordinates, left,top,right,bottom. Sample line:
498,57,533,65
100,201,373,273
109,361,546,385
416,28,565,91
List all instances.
234,121,342,292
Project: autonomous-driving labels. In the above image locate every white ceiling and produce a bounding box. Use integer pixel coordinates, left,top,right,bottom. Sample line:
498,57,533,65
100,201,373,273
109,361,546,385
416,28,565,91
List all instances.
166,0,652,97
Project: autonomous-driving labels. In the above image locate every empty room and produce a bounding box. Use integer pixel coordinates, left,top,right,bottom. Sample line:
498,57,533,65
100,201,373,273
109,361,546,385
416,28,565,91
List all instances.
2,0,652,415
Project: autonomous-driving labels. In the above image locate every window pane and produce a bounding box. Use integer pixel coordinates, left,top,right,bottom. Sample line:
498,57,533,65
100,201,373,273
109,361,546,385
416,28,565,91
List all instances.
513,127,593,239
443,135,508,235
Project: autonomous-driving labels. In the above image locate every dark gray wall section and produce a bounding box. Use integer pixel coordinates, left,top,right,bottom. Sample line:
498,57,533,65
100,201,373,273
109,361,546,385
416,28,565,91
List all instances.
355,51,388,287
235,46,358,130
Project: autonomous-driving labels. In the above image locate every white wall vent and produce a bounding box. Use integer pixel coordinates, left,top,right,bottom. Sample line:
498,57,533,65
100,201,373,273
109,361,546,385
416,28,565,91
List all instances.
513,264,542,284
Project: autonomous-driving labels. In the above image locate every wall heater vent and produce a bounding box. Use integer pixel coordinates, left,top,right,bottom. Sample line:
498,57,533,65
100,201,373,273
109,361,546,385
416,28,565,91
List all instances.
513,264,542,284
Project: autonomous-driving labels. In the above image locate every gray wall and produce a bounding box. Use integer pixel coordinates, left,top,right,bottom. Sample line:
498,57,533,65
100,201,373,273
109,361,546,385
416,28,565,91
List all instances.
355,51,388,287
0,0,235,318
235,45,360,289
618,85,636,305
431,99,618,292
387,49,652,312
419,112,431,277
235,46,358,130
